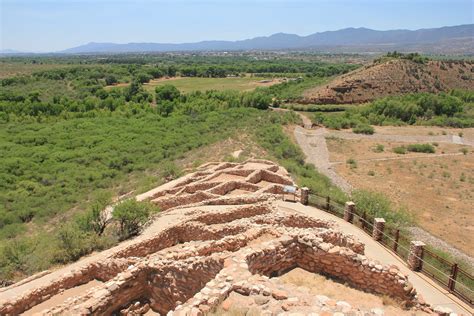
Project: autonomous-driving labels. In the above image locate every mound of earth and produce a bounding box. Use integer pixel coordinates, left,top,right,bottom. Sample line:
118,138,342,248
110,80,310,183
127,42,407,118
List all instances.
303,59,474,104
0,160,433,315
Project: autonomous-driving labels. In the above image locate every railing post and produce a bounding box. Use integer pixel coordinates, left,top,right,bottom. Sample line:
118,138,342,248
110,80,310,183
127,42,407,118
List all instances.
408,241,425,271
372,218,385,241
448,263,458,292
326,196,330,211
344,201,355,223
393,229,400,253
361,212,367,231
300,187,309,205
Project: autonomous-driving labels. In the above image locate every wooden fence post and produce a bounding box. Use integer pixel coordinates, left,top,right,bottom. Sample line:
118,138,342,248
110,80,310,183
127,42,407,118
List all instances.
326,196,330,211
448,263,458,292
393,229,400,253
361,212,367,230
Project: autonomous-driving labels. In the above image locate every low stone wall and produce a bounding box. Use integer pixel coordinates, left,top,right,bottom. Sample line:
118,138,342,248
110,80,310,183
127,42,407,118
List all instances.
1,163,430,316
207,180,259,196
153,191,220,210
247,234,416,305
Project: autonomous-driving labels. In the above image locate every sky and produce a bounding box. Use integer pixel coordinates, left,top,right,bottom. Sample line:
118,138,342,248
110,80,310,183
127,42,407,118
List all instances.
1,0,473,52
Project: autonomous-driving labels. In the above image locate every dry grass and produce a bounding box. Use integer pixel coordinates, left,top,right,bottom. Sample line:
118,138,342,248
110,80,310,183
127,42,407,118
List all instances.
327,136,474,256
209,306,260,316
326,138,467,163
106,76,282,93
280,268,427,316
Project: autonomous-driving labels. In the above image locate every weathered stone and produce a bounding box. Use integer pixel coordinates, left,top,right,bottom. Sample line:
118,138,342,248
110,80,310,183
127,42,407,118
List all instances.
272,289,288,300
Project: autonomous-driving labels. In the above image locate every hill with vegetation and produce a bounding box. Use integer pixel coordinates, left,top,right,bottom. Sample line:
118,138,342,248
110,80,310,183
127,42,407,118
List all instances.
303,54,473,104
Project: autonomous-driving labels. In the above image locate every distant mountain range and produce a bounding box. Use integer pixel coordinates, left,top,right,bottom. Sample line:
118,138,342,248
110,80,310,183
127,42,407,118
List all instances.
3,24,473,55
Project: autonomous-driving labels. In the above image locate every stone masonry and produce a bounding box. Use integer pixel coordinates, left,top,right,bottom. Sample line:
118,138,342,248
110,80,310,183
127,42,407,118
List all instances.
0,160,433,315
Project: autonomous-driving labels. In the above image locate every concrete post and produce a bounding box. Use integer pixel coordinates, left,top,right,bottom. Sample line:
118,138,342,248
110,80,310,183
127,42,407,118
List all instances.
372,218,385,241
344,201,355,223
300,187,309,205
408,241,426,271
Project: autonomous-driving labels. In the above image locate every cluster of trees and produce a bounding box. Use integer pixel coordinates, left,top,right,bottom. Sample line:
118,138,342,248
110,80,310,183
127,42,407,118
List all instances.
377,51,429,64
312,90,474,129
0,107,274,280
0,75,276,120
0,54,364,281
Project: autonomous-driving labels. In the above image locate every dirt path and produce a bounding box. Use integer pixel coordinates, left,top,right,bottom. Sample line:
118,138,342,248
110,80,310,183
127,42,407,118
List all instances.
270,107,313,128
294,126,353,193
330,152,465,165
329,130,474,147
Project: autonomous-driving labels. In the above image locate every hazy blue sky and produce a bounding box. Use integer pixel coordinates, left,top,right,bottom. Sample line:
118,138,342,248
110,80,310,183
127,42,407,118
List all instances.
1,0,472,52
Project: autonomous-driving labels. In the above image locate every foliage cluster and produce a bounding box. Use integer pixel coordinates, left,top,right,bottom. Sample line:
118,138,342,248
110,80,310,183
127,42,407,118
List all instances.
311,90,474,129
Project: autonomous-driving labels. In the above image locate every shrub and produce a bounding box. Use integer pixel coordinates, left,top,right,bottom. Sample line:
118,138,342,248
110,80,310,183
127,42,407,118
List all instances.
367,170,375,176
155,84,180,102
373,144,384,153
460,148,468,155
393,146,407,154
160,161,181,180
352,124,374,135
76,194,111,236
346,158,357,169
113,200,157,240
352,189,412,225
54,224,95,263
406,144,436,153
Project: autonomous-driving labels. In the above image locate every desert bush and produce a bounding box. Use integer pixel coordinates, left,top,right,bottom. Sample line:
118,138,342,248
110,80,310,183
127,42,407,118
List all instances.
352,124,374,135
352,189,412,225
76,193,111,236
393,146,407,154
406,144,436,153
346,158,357,169
113,200,157,240
373,144,385,152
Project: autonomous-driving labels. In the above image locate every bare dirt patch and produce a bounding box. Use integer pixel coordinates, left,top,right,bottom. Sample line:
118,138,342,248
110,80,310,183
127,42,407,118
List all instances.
373,126,474,139
22,279,103,315
331,141,474,256
279,268,427,316
326,137,468,163
303,59,473,104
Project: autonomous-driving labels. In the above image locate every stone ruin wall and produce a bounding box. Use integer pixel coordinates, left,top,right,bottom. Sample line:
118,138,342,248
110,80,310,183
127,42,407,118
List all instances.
0,160,432,315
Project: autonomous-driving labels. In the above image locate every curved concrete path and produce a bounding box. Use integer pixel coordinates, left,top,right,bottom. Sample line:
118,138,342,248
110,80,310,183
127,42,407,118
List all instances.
278,200,473,315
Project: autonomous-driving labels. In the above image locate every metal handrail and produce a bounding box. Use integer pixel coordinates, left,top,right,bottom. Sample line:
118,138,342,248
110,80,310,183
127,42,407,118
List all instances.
307,193,474,303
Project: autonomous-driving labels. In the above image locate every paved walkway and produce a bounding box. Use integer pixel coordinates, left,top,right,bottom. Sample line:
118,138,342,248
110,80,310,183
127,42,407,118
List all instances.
277,200,473,315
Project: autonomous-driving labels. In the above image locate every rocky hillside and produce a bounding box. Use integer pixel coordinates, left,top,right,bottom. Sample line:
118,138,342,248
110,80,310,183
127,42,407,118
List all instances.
302,59,474,104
